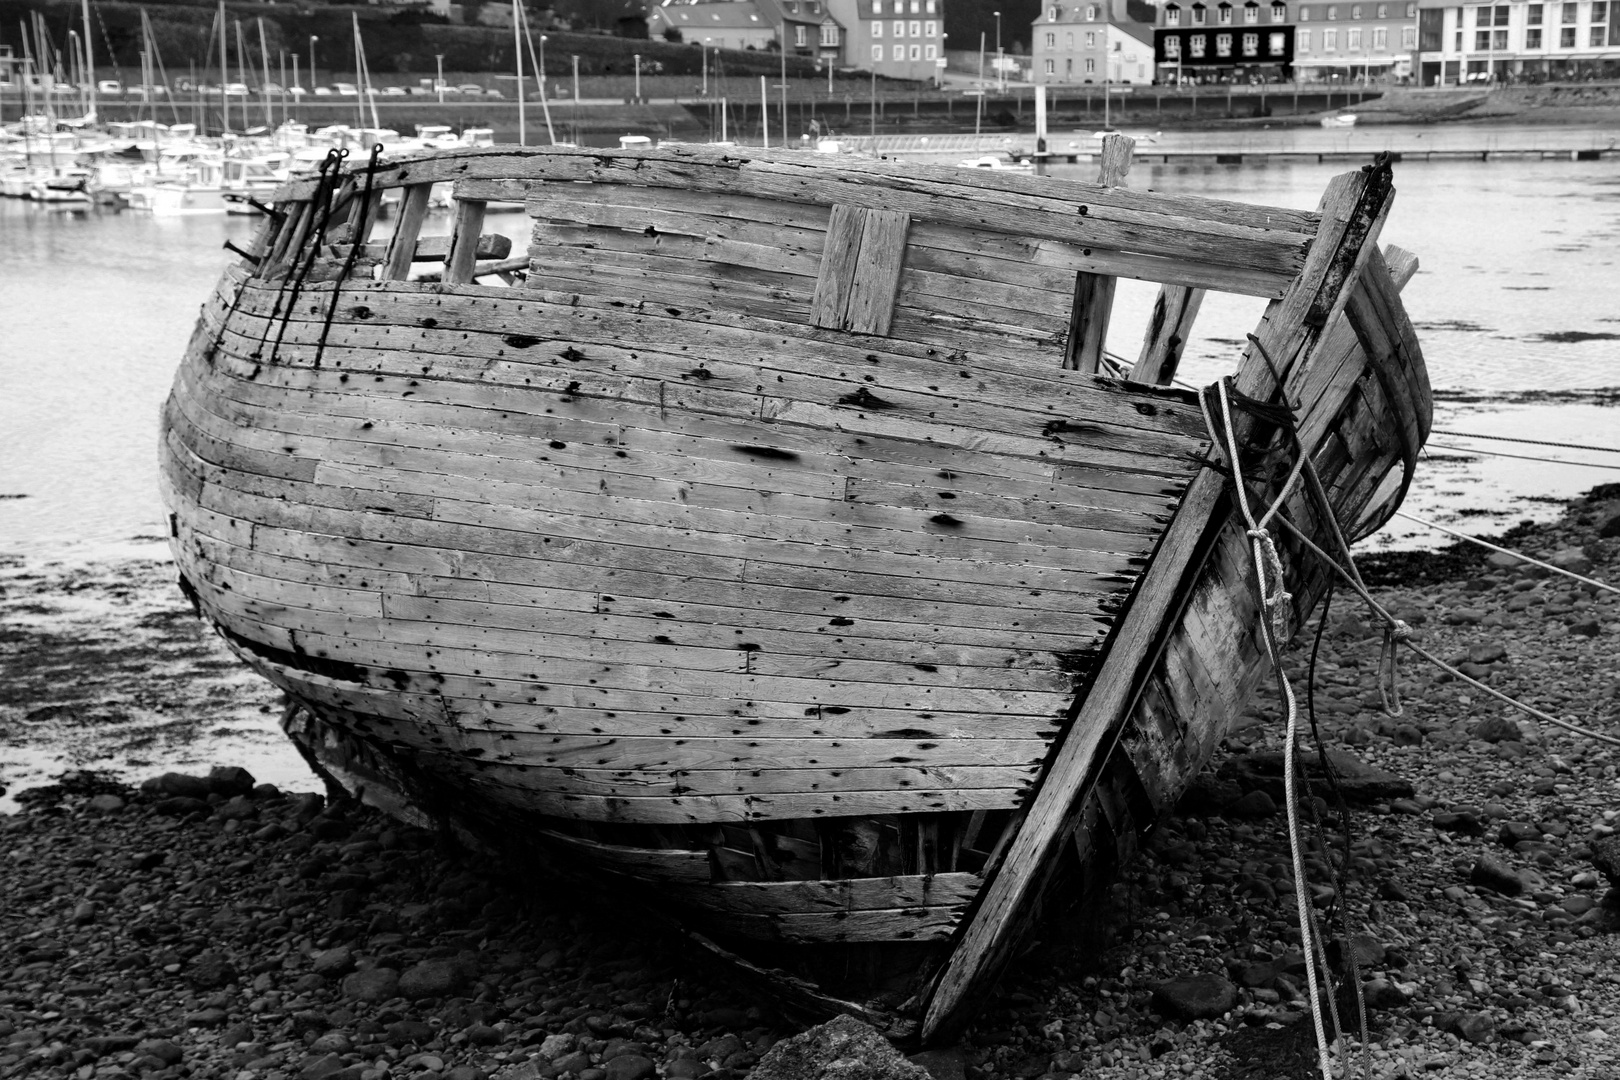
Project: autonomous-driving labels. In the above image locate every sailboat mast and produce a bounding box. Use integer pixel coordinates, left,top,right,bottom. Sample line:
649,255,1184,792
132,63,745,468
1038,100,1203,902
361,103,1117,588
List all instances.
81,0,95,119
259,18,272,127
512,0,526,146
218,0,229,134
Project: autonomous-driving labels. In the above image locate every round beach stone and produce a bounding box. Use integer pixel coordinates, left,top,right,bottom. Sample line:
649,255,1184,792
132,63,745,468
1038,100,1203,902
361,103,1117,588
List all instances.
399,957,469,999
342,967,400,1003
1151,974,1238,1020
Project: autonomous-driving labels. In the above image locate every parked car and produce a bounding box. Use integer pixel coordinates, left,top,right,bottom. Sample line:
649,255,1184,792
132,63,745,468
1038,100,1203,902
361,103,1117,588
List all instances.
483,87,505,98
224,82,248,96
287,86,307,97
457,83,485,95
333,82,358,96
313,86,334,96
382,86,407,96
96,79,122,95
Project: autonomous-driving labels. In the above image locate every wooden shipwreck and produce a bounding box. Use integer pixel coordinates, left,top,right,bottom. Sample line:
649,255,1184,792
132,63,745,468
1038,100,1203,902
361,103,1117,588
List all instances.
160,142,1429,1043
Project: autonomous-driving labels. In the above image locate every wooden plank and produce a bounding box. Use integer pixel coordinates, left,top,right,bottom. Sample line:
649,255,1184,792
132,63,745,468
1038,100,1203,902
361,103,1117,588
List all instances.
277,148,1318,274
1066,136,1134,375
666,872,980,914
444,198,487,285
845,209,910,336
1130,285,1206,386
721,905,963,944
535,829,714,883
811,203,866,331
382,183,434,280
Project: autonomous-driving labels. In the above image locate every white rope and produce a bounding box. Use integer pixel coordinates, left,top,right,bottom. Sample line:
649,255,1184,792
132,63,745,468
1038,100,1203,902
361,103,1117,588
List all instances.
1392,511,1620,597
1202,379,1339,1080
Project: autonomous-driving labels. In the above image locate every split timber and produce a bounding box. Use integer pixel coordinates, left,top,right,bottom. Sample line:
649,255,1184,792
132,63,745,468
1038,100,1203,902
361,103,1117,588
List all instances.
159,142,1430,1044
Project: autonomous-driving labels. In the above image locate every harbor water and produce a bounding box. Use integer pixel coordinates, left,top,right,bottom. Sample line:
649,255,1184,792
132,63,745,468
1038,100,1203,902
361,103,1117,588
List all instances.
2,133,1617,559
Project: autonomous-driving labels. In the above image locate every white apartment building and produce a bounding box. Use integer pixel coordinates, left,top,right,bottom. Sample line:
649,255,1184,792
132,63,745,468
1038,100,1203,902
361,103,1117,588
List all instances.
1416,0,1620,83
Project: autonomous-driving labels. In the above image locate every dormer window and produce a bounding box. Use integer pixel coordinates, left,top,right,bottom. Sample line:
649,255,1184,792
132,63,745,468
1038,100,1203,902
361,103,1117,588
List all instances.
1167,2,1182,22
1271,2,1287,19
1244,1,1260,21
1049,6,1060,19
1192,2,1207,24
1218,2,1234,23
1086,4,1099,18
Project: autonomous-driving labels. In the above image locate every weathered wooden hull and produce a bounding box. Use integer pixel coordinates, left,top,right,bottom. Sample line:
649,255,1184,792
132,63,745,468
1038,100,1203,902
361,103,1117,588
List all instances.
159,145,1428,1041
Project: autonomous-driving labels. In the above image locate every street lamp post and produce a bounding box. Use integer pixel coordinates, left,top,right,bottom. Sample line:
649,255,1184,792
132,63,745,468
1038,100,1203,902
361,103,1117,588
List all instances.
634,54,641,103
994,10,1004,93
435,53,444,103
308,36,317,88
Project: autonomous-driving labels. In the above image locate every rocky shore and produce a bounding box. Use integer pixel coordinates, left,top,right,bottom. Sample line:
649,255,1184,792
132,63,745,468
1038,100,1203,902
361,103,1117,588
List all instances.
4,485,1619,1080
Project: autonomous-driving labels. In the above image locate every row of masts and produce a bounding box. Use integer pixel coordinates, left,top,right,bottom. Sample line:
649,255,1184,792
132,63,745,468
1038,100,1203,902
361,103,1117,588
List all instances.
8,2,383,138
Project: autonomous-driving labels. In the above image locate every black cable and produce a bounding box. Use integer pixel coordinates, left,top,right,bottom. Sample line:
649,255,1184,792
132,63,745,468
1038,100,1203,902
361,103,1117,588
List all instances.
268,148,348,365
314,143,384,369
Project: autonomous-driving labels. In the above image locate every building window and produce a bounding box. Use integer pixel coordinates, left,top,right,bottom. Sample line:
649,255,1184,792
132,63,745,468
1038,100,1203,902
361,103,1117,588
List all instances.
1298,26,1312,48
1494,4,1510,24
1561,1,1576,21
1527,2,1542,22
872,0,881,12
1219,2,1234,22
1373,25,1387,46
821,24,838,45
1066,31,1075,46
1475,29,1491,47
1299,4,1310,17
1405,2,1415,13
1045,58,1055,72
1168,6,1182,23
925,43,937,58
1526,26,1543,45
1049,6,1059,19
1401,25,1416,46
872,21,882,37
1190,32,1207,55
1245,2,1259,21
872,44,883,59
1086,4,1099,18
794,25,807,46
1086,30,1097,46
1324,26,1338,46
1595,1,1608,23
1045,31,1056,45
1216,30,1233,52
1349,26,1362,46
1326,4,1336,17
1192,3,1207,24
1166,35,1182,55
926,0,936,11
1272,1,1287,18
1242,30,1259,52
1270,29,1287,50
1559,24,1576,43
1350,4,1361,17
924,20,936,36
1085,56,1096,71
893,20,904,36
893,43,904,58
909,43,920,58
1376,2,1386,14
908,20,920,36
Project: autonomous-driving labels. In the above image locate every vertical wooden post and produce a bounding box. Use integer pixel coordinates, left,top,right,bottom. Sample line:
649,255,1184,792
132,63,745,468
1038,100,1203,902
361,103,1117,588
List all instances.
383,183,434,281
1064,134,1133,373
444,198,488,285
1131,285,1205,385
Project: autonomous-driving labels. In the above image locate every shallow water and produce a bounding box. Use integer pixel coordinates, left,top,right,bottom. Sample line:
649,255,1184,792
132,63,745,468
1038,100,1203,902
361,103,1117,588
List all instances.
1,145,1616,559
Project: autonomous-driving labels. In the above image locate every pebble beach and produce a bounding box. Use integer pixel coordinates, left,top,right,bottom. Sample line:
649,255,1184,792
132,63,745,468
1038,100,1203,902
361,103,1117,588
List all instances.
3,484,1619,1080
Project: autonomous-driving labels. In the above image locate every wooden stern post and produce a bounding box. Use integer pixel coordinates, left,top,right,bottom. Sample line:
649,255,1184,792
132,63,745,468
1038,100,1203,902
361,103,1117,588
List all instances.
918,158,1400,1045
